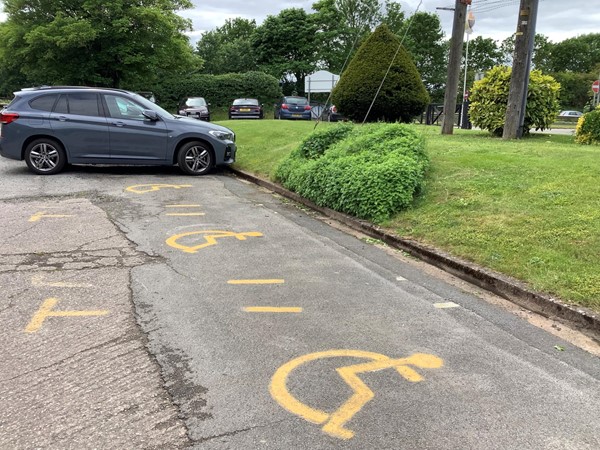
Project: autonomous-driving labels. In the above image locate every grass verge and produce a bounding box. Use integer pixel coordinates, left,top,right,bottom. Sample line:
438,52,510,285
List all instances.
221,119,600,311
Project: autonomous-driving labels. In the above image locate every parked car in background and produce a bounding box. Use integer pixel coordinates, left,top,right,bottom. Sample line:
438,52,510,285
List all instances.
229,98,264,119
558,110,583,118
327,105,344,122
0,86,235,176
274,96,311,120
178,97,210,121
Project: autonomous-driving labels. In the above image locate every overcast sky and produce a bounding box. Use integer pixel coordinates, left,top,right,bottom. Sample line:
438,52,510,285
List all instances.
0,0,596,45
180,0,599,45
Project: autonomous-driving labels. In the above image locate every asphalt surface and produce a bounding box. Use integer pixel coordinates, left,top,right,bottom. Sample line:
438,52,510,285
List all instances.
0,158,599,449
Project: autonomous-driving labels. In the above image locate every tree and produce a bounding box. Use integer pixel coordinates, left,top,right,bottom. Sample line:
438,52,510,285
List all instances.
0,0,200,91
469,66,560,136
500,33,554,71
252,8,319,94
196,18,258,75
331,24,430,122
398,12,447,102
549,34,600,73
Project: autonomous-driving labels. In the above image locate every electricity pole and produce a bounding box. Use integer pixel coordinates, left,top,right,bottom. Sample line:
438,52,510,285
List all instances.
441,0,470,135
503,0,539,139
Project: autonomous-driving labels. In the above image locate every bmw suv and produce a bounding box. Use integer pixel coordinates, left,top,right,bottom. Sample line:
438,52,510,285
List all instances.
0,86,235,175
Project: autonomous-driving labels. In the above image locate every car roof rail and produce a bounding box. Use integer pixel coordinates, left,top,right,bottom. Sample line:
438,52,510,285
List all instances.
18,86,132,95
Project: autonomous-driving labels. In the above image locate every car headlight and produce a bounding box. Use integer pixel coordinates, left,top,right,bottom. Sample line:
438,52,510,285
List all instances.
209,130,235,141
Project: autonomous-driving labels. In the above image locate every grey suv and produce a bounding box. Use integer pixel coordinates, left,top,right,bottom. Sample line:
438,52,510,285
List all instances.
0,86,236,175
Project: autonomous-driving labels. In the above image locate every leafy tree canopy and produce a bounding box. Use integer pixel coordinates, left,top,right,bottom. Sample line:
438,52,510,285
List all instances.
0,0,200,92
196,18,258,75
252,8,319,94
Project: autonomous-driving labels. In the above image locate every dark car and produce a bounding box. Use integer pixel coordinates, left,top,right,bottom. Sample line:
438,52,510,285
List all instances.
229,98,264,120
178,97,210,121
0,86,235,176
274,96,312,120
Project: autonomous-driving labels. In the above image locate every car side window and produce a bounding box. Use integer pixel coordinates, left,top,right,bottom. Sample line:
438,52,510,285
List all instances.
104,95,146,121
54,95,69,114
29,94,59,112
67,92,101,117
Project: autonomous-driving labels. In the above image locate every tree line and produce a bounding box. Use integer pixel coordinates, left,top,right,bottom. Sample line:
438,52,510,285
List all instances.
0,0,598,110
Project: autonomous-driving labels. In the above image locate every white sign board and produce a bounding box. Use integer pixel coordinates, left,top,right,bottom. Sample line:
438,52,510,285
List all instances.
305,70,340,94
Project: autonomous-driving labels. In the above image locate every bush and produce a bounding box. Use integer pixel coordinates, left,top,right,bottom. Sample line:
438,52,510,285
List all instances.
575,105,600,145
469,66,560,136
151,71,282,111
331,25,430,123
275,123,428,222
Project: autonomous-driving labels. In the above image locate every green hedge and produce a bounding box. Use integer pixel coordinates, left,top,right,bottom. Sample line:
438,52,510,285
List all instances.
275,123,428,222
151,71,282,111
575,105,600,145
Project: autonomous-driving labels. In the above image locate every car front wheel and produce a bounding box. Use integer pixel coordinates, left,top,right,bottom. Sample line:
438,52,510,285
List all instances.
24,138,67,175
177,142,214,176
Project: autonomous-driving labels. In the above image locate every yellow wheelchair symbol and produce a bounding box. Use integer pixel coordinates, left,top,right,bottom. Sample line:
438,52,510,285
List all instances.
166,230,263,253
270,350,443,440
125,184,192,194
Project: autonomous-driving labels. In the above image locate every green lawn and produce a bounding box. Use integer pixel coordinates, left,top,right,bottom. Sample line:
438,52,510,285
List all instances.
221,119,600,311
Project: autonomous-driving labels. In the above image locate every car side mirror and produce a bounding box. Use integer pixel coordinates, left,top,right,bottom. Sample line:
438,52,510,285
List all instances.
142,110,159,121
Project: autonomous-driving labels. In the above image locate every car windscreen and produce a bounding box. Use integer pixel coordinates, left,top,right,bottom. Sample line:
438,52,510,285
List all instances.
131,93,175,119
284,97,309,105
185,98,207,107
233,99,259,106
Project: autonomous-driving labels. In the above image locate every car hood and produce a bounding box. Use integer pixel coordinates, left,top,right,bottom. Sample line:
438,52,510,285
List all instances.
172,115,233,133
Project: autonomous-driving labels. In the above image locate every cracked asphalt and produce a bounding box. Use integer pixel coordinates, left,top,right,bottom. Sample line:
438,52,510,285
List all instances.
1,158,599,449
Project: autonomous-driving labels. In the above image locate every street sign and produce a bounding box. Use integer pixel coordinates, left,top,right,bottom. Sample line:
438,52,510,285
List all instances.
592,80,600,93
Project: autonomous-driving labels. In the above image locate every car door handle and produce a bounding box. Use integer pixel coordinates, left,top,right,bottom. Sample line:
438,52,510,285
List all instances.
112,121,125,127
57,116,67,122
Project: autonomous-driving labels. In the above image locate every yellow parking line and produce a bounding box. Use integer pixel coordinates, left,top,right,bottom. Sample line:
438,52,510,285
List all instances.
243,307,302,313
228,279,285,285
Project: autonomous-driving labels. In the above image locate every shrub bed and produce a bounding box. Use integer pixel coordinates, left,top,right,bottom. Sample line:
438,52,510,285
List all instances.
575,106,600,145
275,123,428,222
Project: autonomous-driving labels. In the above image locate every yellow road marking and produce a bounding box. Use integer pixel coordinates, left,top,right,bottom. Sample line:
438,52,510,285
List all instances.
165,213,206,216
166,230,263,254
165,204,202,208
29,212,73,222
434,302,460,309
31,274,93,288
25,298,109,333
243,307,302,313
229,279,285,285
270,350,443,440
125,184,192,194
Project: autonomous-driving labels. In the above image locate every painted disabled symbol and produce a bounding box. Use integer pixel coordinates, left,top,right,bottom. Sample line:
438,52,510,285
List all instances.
166,230,263,253
270,350,443,440
125,184,192,194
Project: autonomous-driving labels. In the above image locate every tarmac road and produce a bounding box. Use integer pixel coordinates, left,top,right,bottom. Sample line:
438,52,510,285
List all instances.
0,158,599,449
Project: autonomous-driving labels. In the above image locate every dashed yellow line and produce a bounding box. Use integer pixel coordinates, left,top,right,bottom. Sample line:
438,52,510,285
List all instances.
243,307,302,313
228,279,285,285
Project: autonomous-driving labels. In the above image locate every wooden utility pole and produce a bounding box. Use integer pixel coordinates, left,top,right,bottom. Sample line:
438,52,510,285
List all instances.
441,0,469,135
503,0,539,139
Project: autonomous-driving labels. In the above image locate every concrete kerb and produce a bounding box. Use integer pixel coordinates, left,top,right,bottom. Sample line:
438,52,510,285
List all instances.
228,167,600,340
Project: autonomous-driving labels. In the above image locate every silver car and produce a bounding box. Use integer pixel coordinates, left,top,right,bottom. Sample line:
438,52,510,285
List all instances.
0,86,235,175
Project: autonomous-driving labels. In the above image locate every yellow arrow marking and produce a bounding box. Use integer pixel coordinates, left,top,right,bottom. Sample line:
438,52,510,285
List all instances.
29,212,73,222
25,298,109,333
125,184,192,194
31,274,93,288
165,230,263,254
270,350,443,440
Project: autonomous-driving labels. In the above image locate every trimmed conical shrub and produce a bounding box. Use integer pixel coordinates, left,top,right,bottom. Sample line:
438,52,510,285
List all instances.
331,24,430,123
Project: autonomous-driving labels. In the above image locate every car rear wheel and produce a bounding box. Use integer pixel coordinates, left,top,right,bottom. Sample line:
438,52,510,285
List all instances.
177,141,214,176
24,138,67,175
